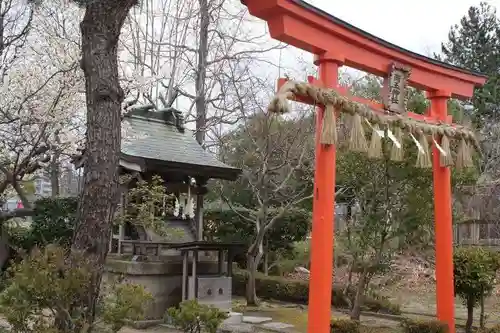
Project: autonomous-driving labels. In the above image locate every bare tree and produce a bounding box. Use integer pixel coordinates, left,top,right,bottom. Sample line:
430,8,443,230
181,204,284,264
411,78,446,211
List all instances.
0,0,34,81
213,75,317,305
119,0,285,146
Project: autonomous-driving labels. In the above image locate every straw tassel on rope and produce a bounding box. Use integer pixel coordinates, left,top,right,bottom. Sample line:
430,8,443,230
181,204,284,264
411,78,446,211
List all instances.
368,123,383,159
438,134,454,167
390,127,404,162
348,113,368,153
320,104,337,145
415,132,432,168
456,137,474,169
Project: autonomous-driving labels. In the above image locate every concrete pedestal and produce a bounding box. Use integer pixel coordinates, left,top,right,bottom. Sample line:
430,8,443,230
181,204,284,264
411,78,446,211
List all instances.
103,255,219,323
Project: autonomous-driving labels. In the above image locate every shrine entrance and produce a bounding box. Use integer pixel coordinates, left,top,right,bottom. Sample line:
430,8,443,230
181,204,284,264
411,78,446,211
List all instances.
242,1,487,333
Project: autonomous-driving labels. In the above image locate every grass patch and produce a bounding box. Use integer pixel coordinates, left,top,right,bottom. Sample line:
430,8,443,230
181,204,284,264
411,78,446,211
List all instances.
232,299,402,333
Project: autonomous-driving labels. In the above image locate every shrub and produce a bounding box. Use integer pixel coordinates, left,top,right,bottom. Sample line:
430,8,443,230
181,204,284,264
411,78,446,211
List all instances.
231,270,401,314
401,318,449,333
330,318,360,333
166,300,228,333
204,207,310,267
363,294,401,315
31,197,78,247
5,223,33,253
101,282,153,332
0,244,152,333
6,197,78,254
454,247,500,333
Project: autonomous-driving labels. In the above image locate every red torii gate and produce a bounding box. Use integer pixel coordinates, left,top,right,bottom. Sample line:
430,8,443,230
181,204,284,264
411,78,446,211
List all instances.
242,1,487,333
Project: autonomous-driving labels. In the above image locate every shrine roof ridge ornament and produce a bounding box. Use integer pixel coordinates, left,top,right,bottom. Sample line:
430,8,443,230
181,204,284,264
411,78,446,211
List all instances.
242,0,488,98
268,80,478,169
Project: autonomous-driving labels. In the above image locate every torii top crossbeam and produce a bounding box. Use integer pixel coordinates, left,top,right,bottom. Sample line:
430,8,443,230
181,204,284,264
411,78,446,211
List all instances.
243,0,486,98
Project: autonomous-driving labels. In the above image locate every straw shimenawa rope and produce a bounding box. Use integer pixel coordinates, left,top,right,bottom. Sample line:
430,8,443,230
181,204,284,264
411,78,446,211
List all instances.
268,80,480,168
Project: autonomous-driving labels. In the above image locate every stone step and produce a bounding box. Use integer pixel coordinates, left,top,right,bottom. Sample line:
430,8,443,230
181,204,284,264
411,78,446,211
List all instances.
257,322,295,333
242,316,273,325
220,323,255,333
223,312,244,325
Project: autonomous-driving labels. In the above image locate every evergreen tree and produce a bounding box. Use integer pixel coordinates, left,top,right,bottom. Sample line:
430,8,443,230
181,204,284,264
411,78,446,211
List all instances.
439,2,500,124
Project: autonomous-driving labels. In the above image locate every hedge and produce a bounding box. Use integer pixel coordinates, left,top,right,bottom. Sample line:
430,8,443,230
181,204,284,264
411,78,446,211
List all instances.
401,318,449,333
330,319,360,333
232,270,401,315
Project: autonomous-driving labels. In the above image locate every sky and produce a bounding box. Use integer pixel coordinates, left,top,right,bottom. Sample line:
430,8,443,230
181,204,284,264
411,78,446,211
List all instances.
305,0,500,57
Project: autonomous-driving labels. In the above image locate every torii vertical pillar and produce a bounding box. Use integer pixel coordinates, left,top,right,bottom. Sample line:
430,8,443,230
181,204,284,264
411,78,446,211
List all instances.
308,52,343,333
428,90,455,333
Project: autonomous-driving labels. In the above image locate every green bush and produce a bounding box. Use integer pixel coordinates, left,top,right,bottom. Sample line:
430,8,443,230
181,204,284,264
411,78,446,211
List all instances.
166,300,228,333
0,245,152,333
231,270,401,314
330,319,360,333
7,197,78,253
31,197,78,247
454,247,500,333
204,207,310,267
363,294,401,315
401,318,449,333
5,224,33,253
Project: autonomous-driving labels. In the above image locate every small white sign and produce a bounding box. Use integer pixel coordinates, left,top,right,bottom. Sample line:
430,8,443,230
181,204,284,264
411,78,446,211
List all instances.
433,138,447,156
387,129,401,148
364,118,385,137
410,132,424,154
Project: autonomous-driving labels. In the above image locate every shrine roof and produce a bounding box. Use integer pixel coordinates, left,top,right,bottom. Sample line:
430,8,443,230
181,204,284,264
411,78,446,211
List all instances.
121,108,241,181
282,0,486,78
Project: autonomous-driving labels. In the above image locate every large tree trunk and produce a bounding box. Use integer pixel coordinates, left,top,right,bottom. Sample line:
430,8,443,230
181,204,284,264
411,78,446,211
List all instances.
70,1,136,331
465,296,474,333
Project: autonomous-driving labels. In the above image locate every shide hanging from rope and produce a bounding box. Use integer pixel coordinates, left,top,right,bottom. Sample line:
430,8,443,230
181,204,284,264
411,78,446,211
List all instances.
268,80,480,169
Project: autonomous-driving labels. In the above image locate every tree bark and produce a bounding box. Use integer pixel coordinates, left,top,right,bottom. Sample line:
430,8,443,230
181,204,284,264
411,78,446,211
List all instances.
70,0,136,331
465,296,474,333
263,250,269,276
350,266,369,320
246,252,262,306
195,0,209,145
479,294,485,329
50,153,60,197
